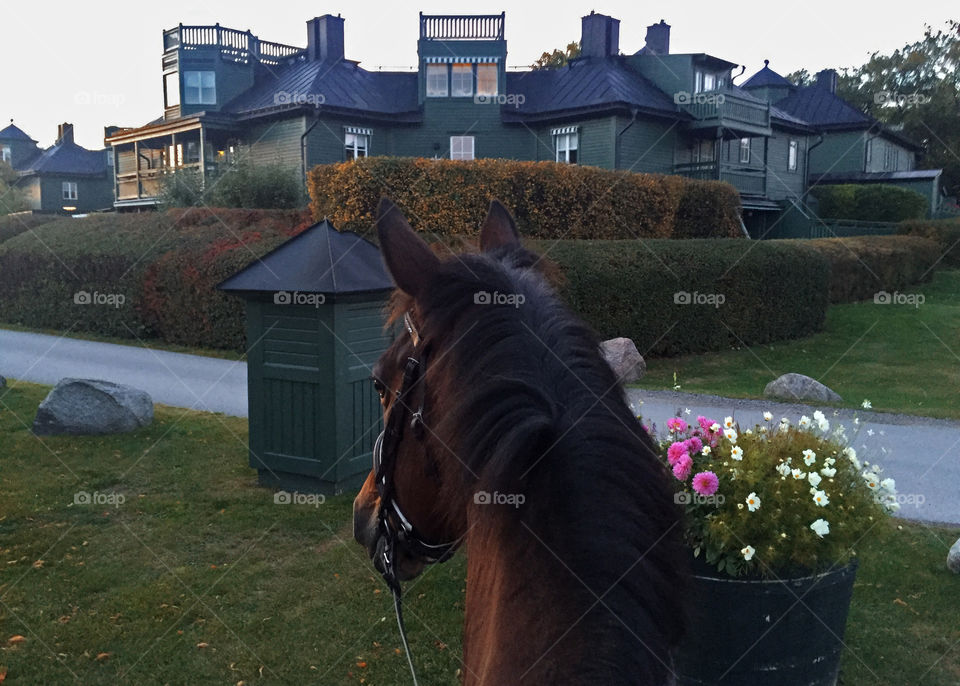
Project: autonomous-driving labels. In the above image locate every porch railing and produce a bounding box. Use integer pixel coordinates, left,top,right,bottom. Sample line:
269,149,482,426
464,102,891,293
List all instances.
674,162,767,197
163,24,305,65
680,90,771,130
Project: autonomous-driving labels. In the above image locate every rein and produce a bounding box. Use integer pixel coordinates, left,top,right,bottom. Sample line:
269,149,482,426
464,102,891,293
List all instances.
371,311,458,685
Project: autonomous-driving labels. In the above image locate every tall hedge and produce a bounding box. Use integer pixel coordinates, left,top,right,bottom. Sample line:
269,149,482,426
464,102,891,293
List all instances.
0,213,59,244
899,217,960,268
810,184,927,222
308,157,743,240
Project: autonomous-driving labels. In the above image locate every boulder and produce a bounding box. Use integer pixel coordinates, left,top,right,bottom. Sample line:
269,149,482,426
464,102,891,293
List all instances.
33,379,153,436
764,373,842,404
601,337,646,383
948,538,960,574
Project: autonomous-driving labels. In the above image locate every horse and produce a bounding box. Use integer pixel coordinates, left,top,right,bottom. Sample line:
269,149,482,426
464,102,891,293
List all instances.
353,198,687,685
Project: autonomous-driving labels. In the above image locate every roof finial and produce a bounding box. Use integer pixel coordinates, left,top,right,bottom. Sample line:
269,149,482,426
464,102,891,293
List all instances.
764,59,769,67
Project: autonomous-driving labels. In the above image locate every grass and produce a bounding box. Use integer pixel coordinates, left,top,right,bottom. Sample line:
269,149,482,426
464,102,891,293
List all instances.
0,381,957,685
0,323,243,361
638,269,960,420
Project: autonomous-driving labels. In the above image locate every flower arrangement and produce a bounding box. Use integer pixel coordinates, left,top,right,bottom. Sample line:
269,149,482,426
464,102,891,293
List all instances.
654,409,898,577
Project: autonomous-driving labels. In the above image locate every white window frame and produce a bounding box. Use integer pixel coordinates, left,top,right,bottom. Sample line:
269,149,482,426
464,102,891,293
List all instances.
62,181,78,201
703,72,716,91
164,71,180,108
476,63,498,97
450,64,473,97
183,71,216,105
553,130,579,164
739,138,751,164
426,64,448,98
695,70,704,93
1,145,10,163
450,136,474,161
345,130,370,160
788,140,799,171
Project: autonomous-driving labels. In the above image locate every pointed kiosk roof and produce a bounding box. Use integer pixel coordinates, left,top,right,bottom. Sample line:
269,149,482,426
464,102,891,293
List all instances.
218,219,393,295
0,122,37,142
742,60,794,89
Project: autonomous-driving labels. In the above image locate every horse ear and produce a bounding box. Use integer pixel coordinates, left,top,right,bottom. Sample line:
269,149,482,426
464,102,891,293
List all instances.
376,197,439,299
480,199,520,252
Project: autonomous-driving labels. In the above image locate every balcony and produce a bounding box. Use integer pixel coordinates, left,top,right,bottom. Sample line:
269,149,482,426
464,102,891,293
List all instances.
679,90,771,138
674,162,767,198
162,24,305,66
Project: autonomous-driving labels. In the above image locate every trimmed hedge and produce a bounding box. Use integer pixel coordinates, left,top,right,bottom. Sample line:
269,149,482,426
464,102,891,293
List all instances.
809,184,927,222
529,239,830,357
0,213,60,244
899,217,960,268
308,157,743,240
803,235,940,303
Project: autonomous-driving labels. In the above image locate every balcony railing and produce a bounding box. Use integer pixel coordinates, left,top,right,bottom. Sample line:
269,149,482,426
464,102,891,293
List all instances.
674,162,767,197
419,13,505,40
680,90,771,133
163,24,305,65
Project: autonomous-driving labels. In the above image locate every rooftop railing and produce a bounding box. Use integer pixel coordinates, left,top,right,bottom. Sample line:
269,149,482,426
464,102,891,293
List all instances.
419,13,505,40
163,24,305,65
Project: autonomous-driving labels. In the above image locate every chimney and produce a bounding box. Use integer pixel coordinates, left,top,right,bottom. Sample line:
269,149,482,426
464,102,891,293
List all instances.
306,14,344,62
56,123,74,145
580,11,620,58
815,69,838,93
644,19,671,55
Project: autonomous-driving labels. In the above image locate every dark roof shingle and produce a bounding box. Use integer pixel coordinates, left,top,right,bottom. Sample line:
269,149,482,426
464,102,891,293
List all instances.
20,140,108,176
0,123,37,142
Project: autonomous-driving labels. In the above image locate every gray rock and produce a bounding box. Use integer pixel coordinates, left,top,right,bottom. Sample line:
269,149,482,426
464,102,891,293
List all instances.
948,538,960,574
33,378,153,436
601,337,646,383
764,373,842,404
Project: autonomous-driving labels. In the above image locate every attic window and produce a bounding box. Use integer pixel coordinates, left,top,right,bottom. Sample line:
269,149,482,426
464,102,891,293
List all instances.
184,71,216,105
451,64,473,97
426,64,448,97
476,64,498,96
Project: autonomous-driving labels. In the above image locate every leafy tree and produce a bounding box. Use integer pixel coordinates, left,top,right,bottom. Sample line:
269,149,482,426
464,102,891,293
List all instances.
159,158,306,209
532,41,581,70
0,161,28,216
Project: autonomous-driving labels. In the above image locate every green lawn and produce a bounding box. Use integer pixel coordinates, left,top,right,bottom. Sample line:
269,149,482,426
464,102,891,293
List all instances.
638,270,960,420
0,381,957,685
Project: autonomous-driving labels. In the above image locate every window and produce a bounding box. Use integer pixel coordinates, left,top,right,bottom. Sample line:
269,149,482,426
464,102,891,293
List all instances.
691,139,715,163
739,138,751,164
695,70,719,93
1,145,10,163
476,64,498,96
695,70,704,93
184,141,200,165
865,138,873,165
554,131,579,164
106,149,113,166
164,72,180,108
450,136,474,160
426,64,448,97
62,181,78,201
345,131,369,160
788,140,799,171
451,64,473,97
884,145,899,170
183,71,216,105
703,73,716,91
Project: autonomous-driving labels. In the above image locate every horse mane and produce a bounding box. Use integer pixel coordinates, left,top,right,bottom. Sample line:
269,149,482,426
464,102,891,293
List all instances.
387,242,688,682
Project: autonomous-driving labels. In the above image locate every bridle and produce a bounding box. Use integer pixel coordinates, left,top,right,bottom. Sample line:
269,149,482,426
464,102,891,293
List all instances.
370,311,459,685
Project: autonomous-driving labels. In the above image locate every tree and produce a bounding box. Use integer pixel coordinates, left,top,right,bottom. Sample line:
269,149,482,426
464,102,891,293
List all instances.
0,161,28,216
532,41,580,70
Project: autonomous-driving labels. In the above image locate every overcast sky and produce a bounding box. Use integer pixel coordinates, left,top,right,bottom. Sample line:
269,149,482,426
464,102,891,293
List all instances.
2,1,955,150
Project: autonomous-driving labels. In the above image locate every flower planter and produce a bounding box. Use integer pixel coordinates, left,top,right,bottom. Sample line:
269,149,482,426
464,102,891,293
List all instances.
674,559,858,686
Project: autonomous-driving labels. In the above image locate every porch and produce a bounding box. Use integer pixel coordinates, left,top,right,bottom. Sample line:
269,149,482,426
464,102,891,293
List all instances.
680,90,772,138
674,161,767,198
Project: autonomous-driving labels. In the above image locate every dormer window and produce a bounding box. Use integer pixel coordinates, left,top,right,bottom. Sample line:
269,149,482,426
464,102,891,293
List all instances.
451,64,473,97
426,64,448,97
184,71,216,105
476,64,498,96
695,70,726,93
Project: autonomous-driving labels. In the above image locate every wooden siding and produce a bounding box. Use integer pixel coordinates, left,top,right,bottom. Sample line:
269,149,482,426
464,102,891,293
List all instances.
809,131,865,174
765,133,806,201
865,136,915,173
616,116,676,174
241,116,306,170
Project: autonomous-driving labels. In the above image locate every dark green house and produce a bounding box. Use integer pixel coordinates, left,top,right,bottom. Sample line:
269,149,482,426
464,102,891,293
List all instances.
1,122,112,214
104,11,939,233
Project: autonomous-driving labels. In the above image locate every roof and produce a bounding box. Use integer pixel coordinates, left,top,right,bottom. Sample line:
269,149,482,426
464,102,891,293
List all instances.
224,60,419,118
742,61,794,89
774,83,873,129
810,170,941,184
0,123,37,143
504,57,681,119
19,140,108,176
218,220,394,295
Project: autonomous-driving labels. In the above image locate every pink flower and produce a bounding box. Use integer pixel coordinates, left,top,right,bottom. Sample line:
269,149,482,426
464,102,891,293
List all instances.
685,436,703,454
697,416,720,434
667,441,688,466
692,471,720,496
672,454,693,481
667,417,688,433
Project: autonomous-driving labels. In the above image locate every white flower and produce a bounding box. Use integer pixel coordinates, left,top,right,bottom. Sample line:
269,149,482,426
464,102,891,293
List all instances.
702,445,712,456
776,462,792,477
780,417,790,427
731,446,744,461
887,500,901,513
863,472,880,490
758,425,768,434
763,411,773,421
880,478,896,492
867,429,875,437
799,415,811,427
813,410,826,423
741,545,756,561
684,407,692,415
808,472,822,488
745,492,761,512
802,449,817,466
818,418,830,432
862,399,872,409
853,417,860,426
810,518,830,537
744,428,753,435
820,466,837,478
812,490,830,507
710,422,721,433
724,416,735,429
724,428,738,443
824,457,836,466
792,468,806,480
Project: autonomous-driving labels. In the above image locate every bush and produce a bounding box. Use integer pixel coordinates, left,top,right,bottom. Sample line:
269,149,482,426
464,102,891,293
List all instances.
802,235,940,303
899,217,960,268
0,213,59,244
308,157,742,240
160,160,307,210
810,184,927,222
528,238,830,356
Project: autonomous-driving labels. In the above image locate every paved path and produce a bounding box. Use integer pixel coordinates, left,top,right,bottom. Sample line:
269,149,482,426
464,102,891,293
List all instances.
627,389,960,526
0,329,247,416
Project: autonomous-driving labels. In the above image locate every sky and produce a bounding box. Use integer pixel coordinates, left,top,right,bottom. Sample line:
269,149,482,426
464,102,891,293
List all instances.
1,0,955,150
